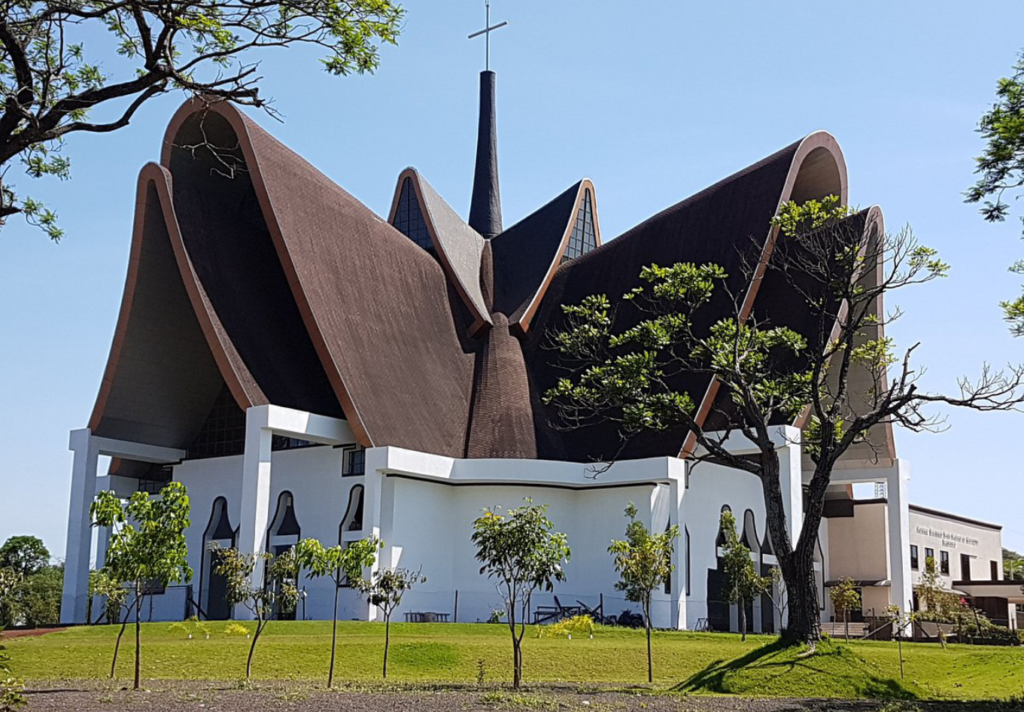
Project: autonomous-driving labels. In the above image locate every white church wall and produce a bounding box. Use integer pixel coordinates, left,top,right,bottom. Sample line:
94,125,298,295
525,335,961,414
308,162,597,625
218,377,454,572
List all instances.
681,460,769,631
379,475,662,626
171,445,368,622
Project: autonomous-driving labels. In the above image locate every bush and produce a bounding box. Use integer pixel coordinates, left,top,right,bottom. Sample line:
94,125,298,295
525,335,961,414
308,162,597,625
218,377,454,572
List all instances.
539,615,594,639
224,623,251,637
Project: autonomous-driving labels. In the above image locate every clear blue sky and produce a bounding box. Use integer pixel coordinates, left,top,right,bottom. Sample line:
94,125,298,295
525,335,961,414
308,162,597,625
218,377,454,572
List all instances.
1,1,1022,558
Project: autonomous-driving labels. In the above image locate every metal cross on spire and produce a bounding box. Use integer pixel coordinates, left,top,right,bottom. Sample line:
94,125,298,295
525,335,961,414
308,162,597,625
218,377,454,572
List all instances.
468,0,508,72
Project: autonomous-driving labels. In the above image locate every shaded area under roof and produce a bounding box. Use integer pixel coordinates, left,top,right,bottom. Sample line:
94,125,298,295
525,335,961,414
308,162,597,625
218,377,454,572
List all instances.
490,181,582,319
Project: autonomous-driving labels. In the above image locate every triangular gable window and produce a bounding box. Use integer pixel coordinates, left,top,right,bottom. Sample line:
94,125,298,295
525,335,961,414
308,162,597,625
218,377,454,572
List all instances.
392,177,433,252
562,189,598,263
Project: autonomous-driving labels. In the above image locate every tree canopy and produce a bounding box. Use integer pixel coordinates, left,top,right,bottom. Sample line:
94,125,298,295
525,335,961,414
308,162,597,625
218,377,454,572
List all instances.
967,51,1024,336
0,0,403,238
0,536,50,578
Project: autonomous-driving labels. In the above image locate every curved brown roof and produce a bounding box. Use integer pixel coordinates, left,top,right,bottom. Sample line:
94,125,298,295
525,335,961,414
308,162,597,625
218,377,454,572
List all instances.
388,168,492,333
89,165,247,448
162,100,477,456
525,132,849,462
93,101,885,467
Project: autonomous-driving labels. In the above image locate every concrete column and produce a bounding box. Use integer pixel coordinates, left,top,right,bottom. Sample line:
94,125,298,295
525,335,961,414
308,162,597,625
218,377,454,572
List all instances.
668,477,686,629
60,429,99,625
234,407,273,619
361,447,388,622
887,459,912,613
776,435,804,547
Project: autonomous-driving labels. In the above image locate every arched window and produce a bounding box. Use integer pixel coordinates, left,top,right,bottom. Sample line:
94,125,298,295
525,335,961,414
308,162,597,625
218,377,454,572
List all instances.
340,486,364,536
742,510,760,555
267,491,301,553
201,497,234,620
715,505,732,548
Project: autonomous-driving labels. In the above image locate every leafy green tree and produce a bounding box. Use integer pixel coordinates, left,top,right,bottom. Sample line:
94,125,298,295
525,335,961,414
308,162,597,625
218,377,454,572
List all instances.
0,0,403,238
917,556,959,621
356,567,426,678
12,564,62,627
608,502,679,683
0,537,61,628
545,196,1024,645
209,543,299,679
294,537,380,688
828,577,861,643
720,510,770,643
967,52,1024,336
88,569,129,626
0,568,25,710
91,482,193,690
0,537,49,579
471,500,571,690
1004,548,1024,581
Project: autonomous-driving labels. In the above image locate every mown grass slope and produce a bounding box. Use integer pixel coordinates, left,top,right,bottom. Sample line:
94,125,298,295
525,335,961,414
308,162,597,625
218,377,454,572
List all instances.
5,621,1022,701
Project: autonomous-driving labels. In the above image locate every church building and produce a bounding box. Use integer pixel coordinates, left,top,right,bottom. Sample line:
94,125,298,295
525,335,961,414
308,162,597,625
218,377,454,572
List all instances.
59,67,1017,633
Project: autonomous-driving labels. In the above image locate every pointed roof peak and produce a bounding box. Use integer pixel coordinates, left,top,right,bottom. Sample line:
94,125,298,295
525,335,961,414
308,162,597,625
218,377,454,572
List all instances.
469,70,502,238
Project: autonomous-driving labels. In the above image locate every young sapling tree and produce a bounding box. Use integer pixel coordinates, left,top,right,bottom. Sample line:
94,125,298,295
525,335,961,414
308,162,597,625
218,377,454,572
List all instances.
472,500,571,690
294,537,380,688
357,567,426,678
210,544,299,679
608,502,679,682
91,482,192,690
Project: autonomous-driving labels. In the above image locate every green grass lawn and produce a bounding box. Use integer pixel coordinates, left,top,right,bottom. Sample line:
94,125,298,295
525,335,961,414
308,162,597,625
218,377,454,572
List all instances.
5,621,1023,702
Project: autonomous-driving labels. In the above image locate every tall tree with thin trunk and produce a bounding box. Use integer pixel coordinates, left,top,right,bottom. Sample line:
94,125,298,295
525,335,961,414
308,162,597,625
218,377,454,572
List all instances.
608,502,678,683
545,197,1024,646
720,509,770,643
828,578,861,643
471,500,571,690
91,482,192,690
356,567,425,678
0,0,403,238
294,537,379,688
210,544,299,679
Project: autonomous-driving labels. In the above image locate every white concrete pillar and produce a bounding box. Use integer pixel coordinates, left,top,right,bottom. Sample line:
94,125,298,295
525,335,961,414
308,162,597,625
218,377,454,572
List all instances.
359,447,389,622
668,476,686,629
777,434,804,548
887,459,912,613
234,407,273,619
60,429,99,624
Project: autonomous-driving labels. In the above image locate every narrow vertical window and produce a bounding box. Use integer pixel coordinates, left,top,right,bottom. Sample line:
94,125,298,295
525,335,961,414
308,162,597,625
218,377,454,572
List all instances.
910,545,919,570
561,189,598,263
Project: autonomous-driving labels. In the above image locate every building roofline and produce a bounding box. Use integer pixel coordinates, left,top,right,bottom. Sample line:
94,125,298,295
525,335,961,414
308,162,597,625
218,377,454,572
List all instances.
909,504,1002,531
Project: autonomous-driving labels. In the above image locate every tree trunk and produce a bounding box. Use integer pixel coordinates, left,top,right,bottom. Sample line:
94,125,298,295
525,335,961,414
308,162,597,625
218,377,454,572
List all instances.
844,609,849,643
383,616,390,679
133,593,142,690
740,598,747,643
110,615,128,678
246,620,262,679
780,546,820,645
328,583,340,688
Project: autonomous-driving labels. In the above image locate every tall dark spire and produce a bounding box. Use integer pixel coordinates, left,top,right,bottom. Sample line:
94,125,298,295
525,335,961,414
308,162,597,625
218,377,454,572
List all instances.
469,70,502,238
